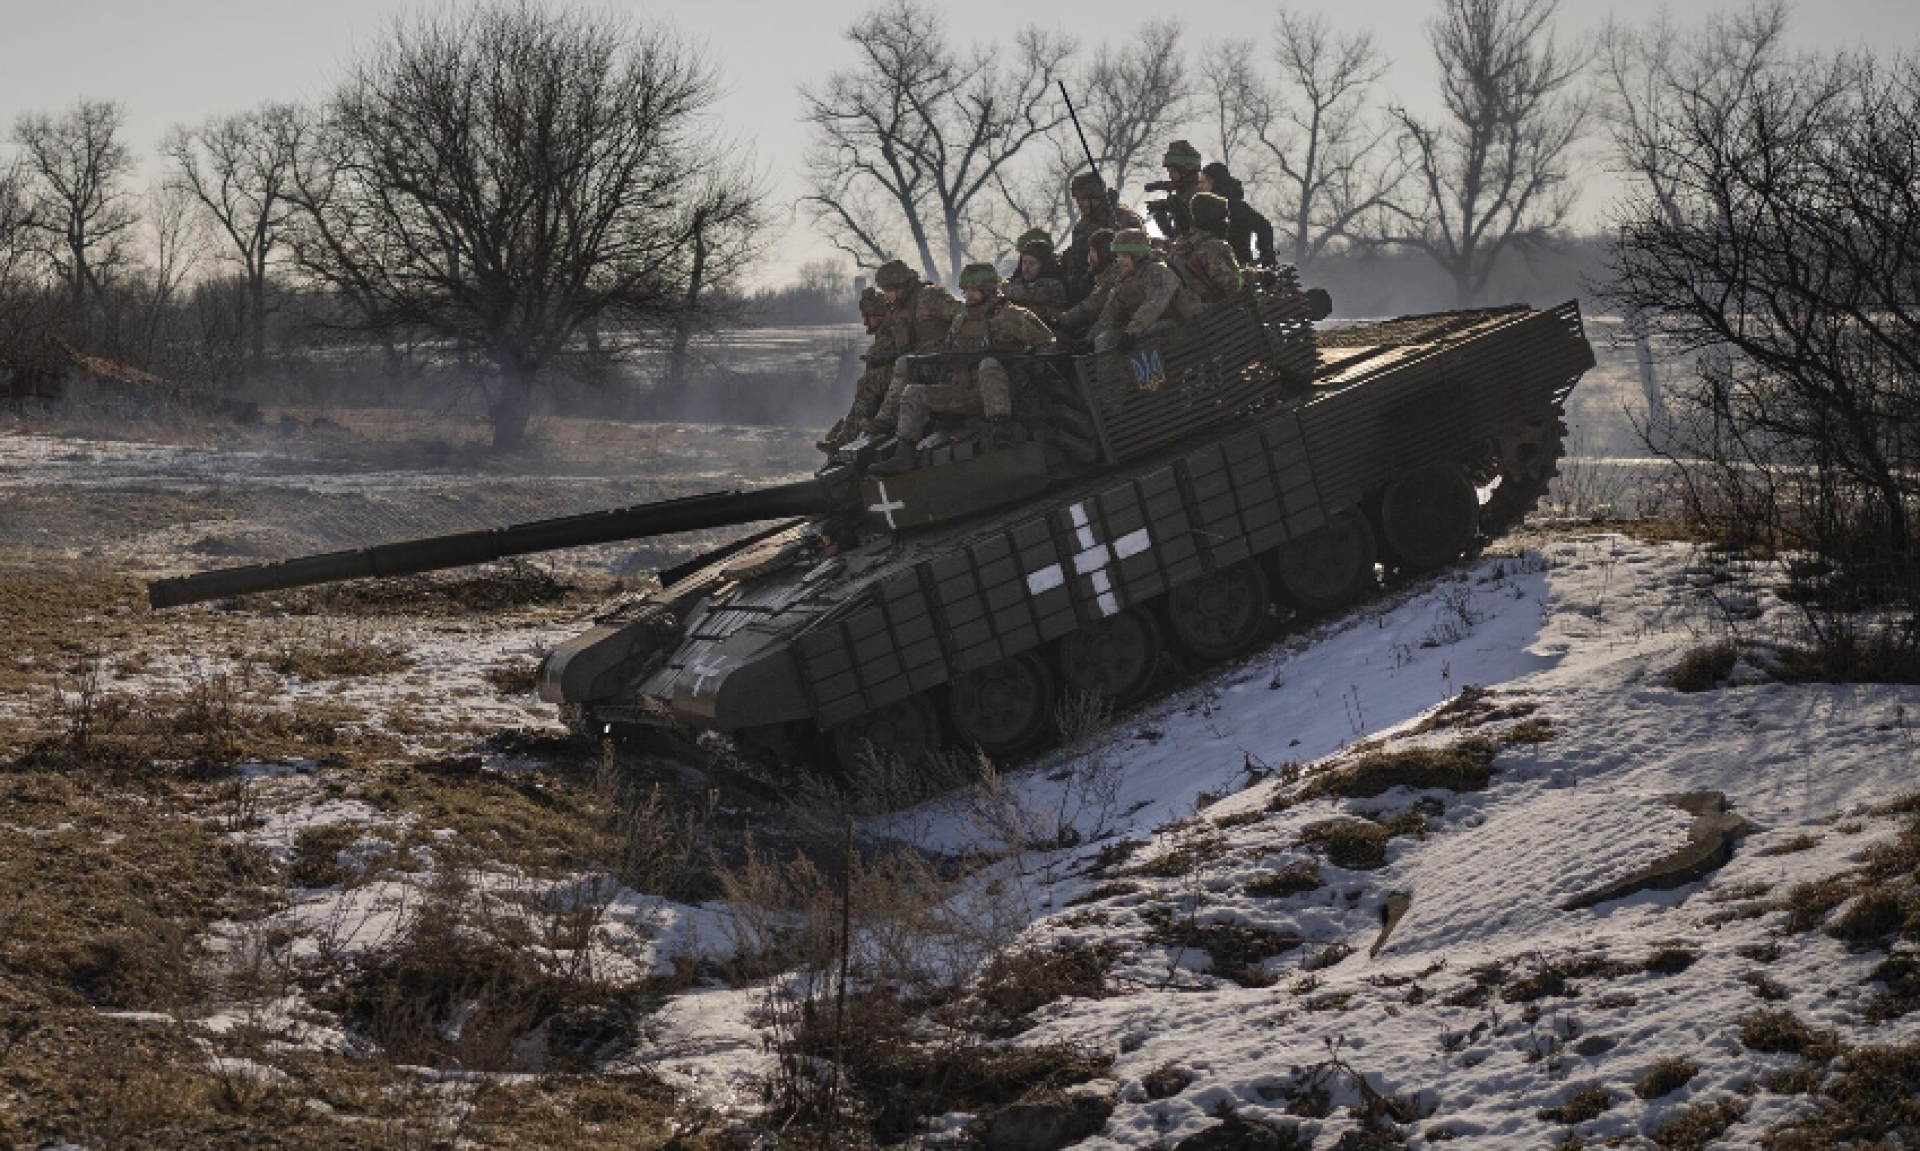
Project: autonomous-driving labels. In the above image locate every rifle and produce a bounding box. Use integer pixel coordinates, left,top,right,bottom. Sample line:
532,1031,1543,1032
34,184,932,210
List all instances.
1058,82,1117,216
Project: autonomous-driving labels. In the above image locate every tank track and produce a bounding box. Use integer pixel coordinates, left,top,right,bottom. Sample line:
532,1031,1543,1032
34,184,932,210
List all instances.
1478,413,1568,540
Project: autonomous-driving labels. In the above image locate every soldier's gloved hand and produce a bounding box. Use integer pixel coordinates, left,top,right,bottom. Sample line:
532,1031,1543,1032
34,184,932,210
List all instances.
1115,331,1139,353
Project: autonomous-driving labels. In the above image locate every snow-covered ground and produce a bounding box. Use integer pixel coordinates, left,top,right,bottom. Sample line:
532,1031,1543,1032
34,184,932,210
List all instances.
637,531,1919,1147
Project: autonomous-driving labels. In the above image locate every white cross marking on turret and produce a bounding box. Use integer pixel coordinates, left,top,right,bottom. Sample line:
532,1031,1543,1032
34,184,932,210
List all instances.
868,481,907,530
1023,501,1150,618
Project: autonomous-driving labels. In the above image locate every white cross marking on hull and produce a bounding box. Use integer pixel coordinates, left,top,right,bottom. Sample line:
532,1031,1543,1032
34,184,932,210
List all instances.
1023,501,1151,618
868,481,907,530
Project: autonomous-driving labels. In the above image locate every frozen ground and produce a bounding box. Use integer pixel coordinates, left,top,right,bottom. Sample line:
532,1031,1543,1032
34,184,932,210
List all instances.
624,532,1915,1147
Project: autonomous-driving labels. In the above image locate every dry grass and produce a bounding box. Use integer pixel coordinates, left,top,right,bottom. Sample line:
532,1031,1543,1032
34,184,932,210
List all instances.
1286,737,1498,806
1537,1085,1613,1125
1141,906,1304,987
265,625,413,679
1666,643,1740,692
1298,819,1391,870
1739,1009,1840,1060
1636,1057,1699,1100
1650,1097,1749,1150
962,942,1119,1037
1758,833,1820,857
1245,863,1325,898
1763,1043,1920,1149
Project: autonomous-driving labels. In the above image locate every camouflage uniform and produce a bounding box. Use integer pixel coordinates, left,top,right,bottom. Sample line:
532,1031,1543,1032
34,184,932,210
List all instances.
1168,193,1243,304
1057,231,1117,333
821,287,898,450
897,264,1056,442
1001,227,1068,324
1061,172,1145,304
869,259,964,434
1148,140,1205,238
1091,229,1199,351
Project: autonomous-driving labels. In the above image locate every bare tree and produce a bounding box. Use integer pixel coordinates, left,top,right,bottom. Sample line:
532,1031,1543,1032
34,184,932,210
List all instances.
1597,0,1790,424
12,99,140,339
1383,0,1587,306
999,21,1191,246
136,182,208,366
1607,25,1919,595
801,0,1074,285
285,4,765,451
1202,11,1402,268
162,103,303,372
0,157,31,289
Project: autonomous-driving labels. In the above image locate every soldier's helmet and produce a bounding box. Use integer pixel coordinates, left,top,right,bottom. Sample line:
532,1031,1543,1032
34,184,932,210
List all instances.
1190,192,1229,232
959,262,1003,297
1016,227,1054,257
858,285,889,317
1111,228,1154,259
1163,139,1203,171
874,259,919,291
1088,229,1115,263
1069,171,1106,199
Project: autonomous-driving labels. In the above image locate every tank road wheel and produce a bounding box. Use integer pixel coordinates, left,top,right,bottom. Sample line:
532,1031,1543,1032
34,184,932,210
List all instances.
1275,507,1378,612
832,694,943,778
947,652,1057,759
1058,607,1165,708
1478,415,1568,539
1166,560,1272,662
1377,463,1480,571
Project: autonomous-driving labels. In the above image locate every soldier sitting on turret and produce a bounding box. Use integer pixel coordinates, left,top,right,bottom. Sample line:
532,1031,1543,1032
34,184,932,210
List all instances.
819,286,898,453
868,259,965,437
1090,228,1200,353
1060,172,1145,305
1001,228,1068,325
1168,193,1244,305
874,263,1056,472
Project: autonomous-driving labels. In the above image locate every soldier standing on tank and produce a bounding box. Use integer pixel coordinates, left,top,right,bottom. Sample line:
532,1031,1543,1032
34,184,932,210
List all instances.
1090,228,1200,353
1168,193,1244,304
1145,140,1205,239
1001,228,1069,325
880,263,1056,467
819,286,898,453
1060,172,1145,305
867,259,965,436
1056,229,1117,340
1200,162,1276,268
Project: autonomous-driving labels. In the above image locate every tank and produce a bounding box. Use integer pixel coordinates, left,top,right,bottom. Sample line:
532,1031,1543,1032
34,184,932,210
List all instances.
150,272,1595,775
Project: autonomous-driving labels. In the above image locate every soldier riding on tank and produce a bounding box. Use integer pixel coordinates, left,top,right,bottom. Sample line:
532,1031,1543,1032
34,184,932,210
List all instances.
1168,193,1243,304
1060,172,1145,305
1091,228,1200,353
1001,228,1069,325
868,259,964,438
820,286,898,453
874,263,1056,473
1144,139,1205,239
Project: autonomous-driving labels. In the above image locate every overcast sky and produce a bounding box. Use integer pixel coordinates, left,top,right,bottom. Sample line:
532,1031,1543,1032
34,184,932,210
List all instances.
3,0,1917,286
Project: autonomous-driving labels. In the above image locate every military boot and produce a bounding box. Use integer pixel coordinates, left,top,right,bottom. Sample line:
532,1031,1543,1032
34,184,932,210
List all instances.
867,438,918,476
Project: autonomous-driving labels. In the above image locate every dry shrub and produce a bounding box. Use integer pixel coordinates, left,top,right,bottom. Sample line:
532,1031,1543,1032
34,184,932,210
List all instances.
1246,863,1325,898
1666,643,1739,692
1642,947,1699,975
1771,624,1920,685
1829,886,1907,943
1636,1057,1699,1100
484,656,542,696
1866,953,1920,1022
1406,685,1538,734
1650,1097,1749,1150
1290,738,1498,805
965,942,1118,1036
321,865,651,1072
1764,1043,1920,1149
1141,906,1304,986
265,624,412,679
1758,832,1820,857
1299,819,1390,869
289,823,362,888
1740,1009,1840,1060
1537,1085,1613,1124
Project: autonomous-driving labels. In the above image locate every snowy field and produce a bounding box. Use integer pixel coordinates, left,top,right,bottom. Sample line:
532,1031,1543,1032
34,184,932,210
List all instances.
611,532,1915,1146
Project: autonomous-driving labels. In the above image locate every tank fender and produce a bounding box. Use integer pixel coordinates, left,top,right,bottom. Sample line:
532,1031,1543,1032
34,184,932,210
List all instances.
539,621,668,706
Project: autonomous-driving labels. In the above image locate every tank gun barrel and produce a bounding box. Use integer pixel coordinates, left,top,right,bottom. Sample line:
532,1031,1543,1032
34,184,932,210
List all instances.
147,470,856,610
